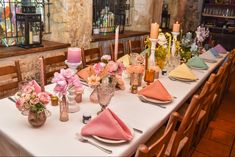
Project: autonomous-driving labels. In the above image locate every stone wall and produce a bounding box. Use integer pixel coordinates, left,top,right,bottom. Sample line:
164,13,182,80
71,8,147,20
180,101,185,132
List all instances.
43,0,92,48
43,0,157,48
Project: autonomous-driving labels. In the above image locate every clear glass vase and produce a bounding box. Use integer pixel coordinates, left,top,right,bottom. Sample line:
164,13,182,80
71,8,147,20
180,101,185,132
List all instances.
90,86,98,103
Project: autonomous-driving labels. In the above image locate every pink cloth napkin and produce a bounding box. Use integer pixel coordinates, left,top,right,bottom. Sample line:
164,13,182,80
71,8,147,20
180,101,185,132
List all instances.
214,44,227,54
32,80,41,93
138,80,172,101
81,108,133,141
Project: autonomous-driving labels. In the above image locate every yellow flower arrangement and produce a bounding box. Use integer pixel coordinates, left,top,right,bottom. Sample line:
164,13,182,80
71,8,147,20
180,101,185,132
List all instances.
144,37,167,69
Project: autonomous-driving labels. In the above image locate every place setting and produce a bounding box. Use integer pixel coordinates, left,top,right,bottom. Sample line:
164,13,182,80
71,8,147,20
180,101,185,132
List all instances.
75,108,135,154
137,80,174,109
168,63,198,84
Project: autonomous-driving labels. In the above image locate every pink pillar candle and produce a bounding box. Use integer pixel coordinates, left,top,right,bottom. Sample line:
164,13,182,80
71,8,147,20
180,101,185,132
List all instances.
38,57,45,91
150,23,159,39
67,48,81,63
173,21,180,33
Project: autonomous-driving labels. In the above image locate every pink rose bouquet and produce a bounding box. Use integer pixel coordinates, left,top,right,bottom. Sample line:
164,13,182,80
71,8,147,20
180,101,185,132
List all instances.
126,64,145,74
52,68,83,95
15,81,50,114
107,60,125,76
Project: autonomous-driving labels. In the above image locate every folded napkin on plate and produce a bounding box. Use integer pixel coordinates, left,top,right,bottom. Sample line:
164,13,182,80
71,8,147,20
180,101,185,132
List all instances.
209,48,220,58
77,66,94,81
214,44,227,54
199,50,217,62
81,108,133,141
187,56,208,69
168,63,198,81
138,80,172,101
32,80,41,93
117,54,130,67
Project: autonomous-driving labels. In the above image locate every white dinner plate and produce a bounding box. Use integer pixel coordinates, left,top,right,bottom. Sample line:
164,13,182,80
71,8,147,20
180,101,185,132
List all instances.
169,76,197,82
201,58,217,63
139,95,173,104
92,125,134,144
188,65,208,70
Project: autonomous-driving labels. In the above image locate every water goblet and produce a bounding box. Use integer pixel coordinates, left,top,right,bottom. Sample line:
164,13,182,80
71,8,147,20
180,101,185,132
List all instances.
97,84,114,115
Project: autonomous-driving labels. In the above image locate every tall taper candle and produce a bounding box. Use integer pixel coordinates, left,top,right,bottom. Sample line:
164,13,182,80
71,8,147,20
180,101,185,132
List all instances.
38,57,45,91
150,23,159,39
173,21,180,33
114,26,119,61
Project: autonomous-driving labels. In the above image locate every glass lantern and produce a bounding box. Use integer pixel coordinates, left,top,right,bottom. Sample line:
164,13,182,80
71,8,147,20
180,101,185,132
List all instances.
16,13,42,48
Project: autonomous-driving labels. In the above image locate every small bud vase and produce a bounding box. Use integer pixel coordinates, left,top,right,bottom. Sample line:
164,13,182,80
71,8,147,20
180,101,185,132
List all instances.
60,95,69,122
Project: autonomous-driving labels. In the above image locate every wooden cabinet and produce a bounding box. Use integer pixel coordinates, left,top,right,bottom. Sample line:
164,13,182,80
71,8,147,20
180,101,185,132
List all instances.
201,0,235,50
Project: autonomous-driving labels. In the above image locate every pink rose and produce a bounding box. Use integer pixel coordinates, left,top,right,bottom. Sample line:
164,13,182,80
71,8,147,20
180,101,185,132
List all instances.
30,97,40,105
107,61,118,74
38,92,50,104
60,69,74,79
16,98,25,111
54,84,67,94
93,62,105,75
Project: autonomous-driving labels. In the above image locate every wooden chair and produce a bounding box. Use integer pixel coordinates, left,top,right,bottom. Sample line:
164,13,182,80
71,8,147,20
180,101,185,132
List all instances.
137,95,201,157
128,40,143,54
166,95,201,157
110,43,125,61
135,112,178,157
41,53,67,85
81,47,103,67
0,60,22,98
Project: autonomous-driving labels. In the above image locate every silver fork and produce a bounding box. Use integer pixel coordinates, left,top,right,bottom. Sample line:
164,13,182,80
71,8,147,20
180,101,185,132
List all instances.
75,133,112,154
139,96,166,109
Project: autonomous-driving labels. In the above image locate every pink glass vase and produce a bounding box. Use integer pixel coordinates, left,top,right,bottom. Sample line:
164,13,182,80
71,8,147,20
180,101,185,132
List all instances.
28,109,46,127
60,95,69,122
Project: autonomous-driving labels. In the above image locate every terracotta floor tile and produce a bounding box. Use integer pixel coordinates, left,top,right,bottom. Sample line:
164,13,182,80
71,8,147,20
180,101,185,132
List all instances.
203,127,234,146
196,138,230,157
216,110,235,124
209,119,235,135
191,150,209,157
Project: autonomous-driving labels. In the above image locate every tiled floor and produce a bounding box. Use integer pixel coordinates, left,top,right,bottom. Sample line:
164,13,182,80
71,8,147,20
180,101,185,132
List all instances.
192,72,235,157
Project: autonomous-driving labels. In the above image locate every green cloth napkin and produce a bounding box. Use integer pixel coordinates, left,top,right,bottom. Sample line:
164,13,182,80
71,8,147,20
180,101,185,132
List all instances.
187,56,208,69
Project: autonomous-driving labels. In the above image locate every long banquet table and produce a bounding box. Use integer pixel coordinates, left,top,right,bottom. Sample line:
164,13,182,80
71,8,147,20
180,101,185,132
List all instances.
0,54,227,156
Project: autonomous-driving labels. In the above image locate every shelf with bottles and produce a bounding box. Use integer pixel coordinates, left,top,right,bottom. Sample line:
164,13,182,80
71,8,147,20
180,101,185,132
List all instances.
202,13,235,19
202,5,235,18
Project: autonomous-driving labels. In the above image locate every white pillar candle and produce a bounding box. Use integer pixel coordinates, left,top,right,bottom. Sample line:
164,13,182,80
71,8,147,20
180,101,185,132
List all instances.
114,26,119,61
150,23,159,39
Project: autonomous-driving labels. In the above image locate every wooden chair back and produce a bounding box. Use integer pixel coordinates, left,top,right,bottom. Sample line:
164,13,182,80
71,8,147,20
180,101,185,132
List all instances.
0,60,22,98
169,95,201,156
135,113,178,157
110,43,125,61
41,53,67,85
81,47,102,67
128,40,143,54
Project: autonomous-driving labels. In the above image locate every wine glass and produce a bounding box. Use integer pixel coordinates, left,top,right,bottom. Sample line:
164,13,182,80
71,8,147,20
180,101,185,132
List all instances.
97,84,114,114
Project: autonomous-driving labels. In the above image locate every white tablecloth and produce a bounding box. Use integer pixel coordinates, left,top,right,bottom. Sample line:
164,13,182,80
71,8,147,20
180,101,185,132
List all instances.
0,54,227,156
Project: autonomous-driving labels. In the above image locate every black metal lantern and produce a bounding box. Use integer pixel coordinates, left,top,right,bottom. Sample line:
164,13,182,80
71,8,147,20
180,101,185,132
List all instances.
115,13,126,33
161,4,170,29
16,11,42,48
